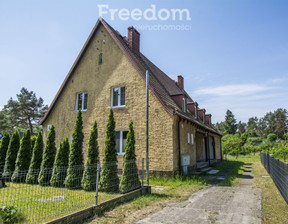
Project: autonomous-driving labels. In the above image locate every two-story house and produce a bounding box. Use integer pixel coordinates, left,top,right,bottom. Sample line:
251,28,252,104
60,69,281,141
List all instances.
39,17,222,174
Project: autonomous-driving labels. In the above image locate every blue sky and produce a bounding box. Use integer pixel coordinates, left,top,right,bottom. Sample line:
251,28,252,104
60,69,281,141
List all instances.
0,0,288,123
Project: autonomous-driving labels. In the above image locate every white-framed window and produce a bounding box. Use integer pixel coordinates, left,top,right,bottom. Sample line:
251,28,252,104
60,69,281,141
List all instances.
187,133,190,144
182,97,187,112
115,130,128,154
75,92,88,111
191,134,194,145
111,87,125,107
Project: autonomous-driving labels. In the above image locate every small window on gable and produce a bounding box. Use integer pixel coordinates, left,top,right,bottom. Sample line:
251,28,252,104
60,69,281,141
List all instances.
115,130,128,154
182,97,187,113
47,125,52,133
99,53,103,64
187,133,190,144
75,92,88,111
111,86,125,107
191,134,194,145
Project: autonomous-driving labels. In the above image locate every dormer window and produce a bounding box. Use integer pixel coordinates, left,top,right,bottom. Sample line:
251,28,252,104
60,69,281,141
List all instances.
182,97,187,112
111,86,125,108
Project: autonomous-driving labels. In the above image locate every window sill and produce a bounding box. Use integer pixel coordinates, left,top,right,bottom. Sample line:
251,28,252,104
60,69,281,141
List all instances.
117,153,125,156
74,109,87,113
110,105,126,109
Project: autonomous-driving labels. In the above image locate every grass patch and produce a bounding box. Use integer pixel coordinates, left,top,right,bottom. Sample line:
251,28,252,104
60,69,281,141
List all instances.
253,162,288,224
87,175,207,223
0,182,119,223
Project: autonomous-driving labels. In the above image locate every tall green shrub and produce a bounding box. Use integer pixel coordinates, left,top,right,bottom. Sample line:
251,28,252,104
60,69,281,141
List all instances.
99,109,119,192
26,131,44,184
51,138,70,187
0,132,10,172
12,129,31,182
119,121,140,193
3,130,20,177
30,136,37,154
82,121,99,191
65,110,84,189
38,125,56,186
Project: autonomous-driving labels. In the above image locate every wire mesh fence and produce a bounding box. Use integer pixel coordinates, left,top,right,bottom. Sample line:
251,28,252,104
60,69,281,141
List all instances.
260,152,288,205
0,158,145,223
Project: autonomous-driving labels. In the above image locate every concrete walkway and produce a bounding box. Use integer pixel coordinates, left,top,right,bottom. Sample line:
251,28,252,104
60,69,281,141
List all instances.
137,163,261,224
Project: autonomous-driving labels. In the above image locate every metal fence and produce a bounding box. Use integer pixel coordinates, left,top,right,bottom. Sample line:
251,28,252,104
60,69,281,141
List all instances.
0,158,145,223
260,153,288,205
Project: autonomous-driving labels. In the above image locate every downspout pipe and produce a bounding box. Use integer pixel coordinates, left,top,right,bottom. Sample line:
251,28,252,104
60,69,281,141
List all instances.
178,118,181,172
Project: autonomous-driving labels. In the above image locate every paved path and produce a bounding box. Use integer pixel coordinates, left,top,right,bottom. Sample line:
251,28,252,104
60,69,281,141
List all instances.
137,163,261,224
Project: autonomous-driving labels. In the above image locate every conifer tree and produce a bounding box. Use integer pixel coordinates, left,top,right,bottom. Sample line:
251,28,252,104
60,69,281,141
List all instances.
26,131,44,184
0,132,10,173
65,110,84,189
30,136,37,154
38,125,56,186
82,121,99,191
51,138,70,187
12,129,31,182
3,130,20,177
119,121,140,193
99,109,119,192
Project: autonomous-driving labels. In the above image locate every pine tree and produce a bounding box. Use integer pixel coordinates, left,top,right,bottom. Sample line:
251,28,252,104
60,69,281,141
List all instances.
51,138,70,187
99,109,119,192
223,109,237,135
38,125,56,186
119,121,140,193
65,110,84,189
0,132,10,173
26,131,44,184
82,121,99,191
3,130,20,177
12,129,31,182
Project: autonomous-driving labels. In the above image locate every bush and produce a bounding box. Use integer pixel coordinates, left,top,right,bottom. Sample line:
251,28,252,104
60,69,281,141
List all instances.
51,138,70,187
0,206,23,224
26,132,44,184
38,125,56,186
12,129,31,182
82,121,99,191
65,110,84,189
99,109,119,192
267,133,277,143
3,130,20,177
246,137,263,146
0,132,10,172
119,121,141,193
30,136,37,155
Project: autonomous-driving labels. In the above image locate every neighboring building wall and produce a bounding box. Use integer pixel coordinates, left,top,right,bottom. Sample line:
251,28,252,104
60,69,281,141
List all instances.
42,24,175,172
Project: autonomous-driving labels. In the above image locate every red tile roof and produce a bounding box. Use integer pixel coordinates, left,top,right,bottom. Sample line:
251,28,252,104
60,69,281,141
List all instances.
39,17,220,135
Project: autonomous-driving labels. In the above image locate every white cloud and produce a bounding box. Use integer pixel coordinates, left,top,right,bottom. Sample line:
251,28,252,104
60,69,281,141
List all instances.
192,84,274,96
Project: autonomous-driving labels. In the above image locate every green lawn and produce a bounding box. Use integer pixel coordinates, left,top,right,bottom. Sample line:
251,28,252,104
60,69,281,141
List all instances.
0,182,119,223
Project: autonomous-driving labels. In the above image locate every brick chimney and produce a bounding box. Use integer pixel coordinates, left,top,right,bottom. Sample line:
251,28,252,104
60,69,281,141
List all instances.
128,26,140,54
176,75,184,90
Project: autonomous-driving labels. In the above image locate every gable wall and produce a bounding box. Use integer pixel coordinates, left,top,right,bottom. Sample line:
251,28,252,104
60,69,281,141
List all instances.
42,24,176,172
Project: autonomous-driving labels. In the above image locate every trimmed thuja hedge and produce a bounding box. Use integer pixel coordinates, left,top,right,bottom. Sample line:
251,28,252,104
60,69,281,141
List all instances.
38,125,57,186
99,109,119,192
65,110,84,189
12,129,31,182
119,121,141,193
4,130,20,176
82,121,99,191
51,138,70,187
0,131,10,172
26,131,44,184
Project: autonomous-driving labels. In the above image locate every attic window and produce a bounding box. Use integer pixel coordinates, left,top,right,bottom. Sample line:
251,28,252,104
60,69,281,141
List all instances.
99,53,103,64
75,92,88,111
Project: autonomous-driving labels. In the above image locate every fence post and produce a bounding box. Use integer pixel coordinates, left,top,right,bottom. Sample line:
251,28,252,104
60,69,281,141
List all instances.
95,162,100,206
142,158,144,187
